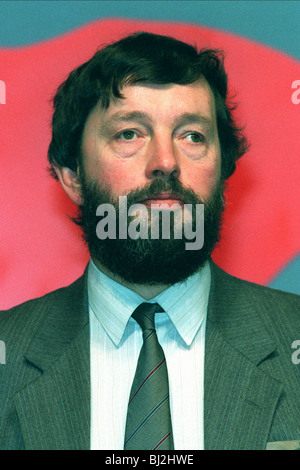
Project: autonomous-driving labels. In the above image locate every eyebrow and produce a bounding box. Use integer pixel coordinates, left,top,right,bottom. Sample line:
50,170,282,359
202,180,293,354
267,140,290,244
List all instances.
102,110,213,131
103,111,151,128
172,112,213,129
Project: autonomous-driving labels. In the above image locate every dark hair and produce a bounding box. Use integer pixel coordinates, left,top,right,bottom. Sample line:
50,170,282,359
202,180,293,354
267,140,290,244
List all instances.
48,31,249,181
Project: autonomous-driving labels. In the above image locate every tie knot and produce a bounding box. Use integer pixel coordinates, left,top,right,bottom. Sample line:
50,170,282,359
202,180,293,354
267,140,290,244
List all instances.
132,302,164,333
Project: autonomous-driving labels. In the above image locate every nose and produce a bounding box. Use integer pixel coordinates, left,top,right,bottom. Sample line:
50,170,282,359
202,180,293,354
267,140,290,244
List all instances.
145,135,180,181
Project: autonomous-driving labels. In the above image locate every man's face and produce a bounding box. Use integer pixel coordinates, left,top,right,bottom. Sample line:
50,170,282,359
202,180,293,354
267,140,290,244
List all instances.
81,79,221,204
76,79,224,285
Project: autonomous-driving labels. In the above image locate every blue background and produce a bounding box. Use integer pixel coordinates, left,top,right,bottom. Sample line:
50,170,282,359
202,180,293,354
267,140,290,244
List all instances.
1,0,300,60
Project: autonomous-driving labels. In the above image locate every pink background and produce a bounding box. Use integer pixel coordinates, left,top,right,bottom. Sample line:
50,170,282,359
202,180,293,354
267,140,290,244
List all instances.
1,19,300,309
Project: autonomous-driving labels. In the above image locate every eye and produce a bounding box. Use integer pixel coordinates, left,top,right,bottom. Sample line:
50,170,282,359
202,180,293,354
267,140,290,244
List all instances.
185,132,205,143
117,129,138,140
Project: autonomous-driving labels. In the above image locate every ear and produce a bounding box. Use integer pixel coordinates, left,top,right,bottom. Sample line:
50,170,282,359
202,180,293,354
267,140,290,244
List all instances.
53,165,84,206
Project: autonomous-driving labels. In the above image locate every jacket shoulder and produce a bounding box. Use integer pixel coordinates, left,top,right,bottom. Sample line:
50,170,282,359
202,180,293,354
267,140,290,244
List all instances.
209,261,300,340
0,274,87,344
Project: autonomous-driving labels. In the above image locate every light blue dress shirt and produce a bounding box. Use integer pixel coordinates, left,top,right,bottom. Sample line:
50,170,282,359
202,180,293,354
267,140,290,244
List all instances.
88,258,211,450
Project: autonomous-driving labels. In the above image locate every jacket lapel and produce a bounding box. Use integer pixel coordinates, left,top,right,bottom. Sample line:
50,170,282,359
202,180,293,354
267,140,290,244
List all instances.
14,272,90,450
204,262,283,450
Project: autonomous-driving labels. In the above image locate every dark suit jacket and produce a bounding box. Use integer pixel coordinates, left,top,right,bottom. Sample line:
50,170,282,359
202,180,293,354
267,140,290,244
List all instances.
0,261,299,450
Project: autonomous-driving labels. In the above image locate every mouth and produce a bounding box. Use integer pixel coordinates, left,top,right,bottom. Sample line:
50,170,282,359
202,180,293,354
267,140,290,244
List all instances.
139,192,185,208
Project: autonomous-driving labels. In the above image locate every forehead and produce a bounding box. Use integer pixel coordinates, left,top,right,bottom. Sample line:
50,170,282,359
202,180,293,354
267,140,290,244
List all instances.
90,78,217,126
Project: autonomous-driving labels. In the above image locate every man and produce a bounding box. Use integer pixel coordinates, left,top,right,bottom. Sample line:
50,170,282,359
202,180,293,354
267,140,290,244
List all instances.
0,32,299,450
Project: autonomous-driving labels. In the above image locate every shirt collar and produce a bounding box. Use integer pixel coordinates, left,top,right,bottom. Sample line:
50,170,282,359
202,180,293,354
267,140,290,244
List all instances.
88,259,211,347
154,262,211,345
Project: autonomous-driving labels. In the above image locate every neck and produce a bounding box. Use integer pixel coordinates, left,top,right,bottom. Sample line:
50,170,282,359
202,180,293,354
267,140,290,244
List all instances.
92,258,171,300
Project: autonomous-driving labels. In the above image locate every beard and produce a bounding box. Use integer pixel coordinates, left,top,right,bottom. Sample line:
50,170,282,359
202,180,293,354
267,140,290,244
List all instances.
75,174,225,285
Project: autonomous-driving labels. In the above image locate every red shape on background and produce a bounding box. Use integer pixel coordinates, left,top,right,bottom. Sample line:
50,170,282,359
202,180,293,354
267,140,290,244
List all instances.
1,19,299,309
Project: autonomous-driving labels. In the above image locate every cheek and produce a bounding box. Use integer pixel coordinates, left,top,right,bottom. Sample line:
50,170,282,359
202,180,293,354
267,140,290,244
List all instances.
185,160,221,199
91,160,143,196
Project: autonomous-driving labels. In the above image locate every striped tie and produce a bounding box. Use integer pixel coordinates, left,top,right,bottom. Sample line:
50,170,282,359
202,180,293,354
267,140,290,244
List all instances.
124,302,174,450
